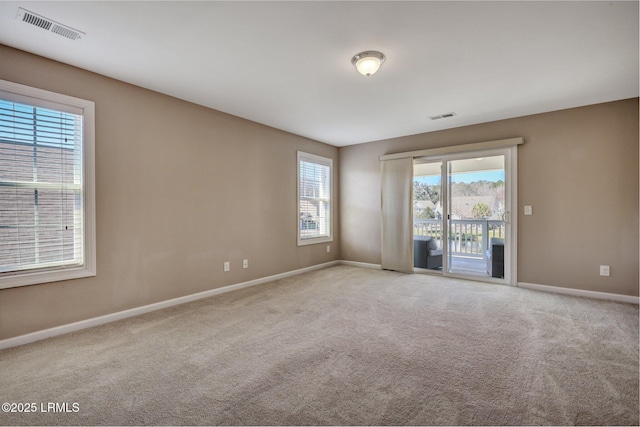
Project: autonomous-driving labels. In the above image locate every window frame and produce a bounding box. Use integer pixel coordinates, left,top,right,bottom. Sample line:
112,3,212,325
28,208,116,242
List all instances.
297,151,333,246
0,79,96,289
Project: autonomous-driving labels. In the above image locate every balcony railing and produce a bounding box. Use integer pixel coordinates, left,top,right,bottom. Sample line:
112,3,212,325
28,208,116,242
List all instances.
414,219,505,259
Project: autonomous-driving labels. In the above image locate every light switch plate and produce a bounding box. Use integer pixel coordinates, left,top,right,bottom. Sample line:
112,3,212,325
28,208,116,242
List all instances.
524,205,533,215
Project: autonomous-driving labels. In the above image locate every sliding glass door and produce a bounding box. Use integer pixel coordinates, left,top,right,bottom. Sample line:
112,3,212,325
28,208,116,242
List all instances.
413,147,516,284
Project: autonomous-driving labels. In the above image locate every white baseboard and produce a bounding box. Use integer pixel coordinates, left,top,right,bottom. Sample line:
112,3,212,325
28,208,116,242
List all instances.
339,260,381,269
0,260,340,350
518,282,639,305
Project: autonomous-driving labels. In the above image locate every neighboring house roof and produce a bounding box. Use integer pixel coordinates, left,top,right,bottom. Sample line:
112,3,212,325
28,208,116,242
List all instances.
450,196,498,219
414,200,435,211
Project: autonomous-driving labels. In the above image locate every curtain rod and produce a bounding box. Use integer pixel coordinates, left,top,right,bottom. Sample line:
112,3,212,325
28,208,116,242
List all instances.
379,137,524,161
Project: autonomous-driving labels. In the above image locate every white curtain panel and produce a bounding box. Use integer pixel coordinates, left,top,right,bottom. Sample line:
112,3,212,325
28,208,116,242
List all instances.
380,157,414,273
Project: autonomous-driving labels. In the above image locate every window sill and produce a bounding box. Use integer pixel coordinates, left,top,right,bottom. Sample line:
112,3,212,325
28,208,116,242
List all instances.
0,266,96,290
297,236,333,246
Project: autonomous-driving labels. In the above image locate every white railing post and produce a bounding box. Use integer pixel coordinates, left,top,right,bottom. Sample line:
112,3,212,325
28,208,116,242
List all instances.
482,220,489,261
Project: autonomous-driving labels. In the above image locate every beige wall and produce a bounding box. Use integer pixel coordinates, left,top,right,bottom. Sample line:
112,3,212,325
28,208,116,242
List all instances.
1,44,637,342
0,45,340,340
340,99,639,297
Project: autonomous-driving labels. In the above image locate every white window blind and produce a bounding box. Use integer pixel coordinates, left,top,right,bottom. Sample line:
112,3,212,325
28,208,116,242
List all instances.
0,80,95,288
297,151,332,245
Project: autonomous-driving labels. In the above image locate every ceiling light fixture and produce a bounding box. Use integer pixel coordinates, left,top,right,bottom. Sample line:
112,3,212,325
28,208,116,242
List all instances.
351,51,385,76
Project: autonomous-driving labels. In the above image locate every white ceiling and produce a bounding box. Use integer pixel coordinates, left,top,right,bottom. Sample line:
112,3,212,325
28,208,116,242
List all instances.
0,1,637,147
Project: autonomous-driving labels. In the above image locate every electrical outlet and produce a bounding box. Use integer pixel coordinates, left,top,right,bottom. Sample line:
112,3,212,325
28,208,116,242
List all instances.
326,245,331,253
223,261,230,272
600,265,610,276
243,259,248,269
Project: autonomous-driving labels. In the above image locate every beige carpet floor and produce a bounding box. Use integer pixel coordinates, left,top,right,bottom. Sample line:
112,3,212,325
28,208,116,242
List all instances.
0,265,638,426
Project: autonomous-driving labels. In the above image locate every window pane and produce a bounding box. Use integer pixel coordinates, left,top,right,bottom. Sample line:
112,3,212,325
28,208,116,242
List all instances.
298,153,332,244
0,99,84,275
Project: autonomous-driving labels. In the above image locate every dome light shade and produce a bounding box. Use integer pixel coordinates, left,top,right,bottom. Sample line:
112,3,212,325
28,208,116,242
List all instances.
351,51,386,76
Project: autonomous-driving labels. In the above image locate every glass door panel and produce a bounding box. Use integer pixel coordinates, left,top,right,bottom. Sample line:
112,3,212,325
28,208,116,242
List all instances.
447,155,507,278
413,160,444,272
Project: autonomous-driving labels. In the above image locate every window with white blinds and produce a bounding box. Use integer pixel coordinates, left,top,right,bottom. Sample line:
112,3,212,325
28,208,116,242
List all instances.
297,151,332,245
0,80,95,289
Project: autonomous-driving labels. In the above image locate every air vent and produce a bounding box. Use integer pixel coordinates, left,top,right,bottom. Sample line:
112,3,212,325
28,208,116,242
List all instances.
21,11,52,30
16,8,84,40
430,112,457,120
51,24,82,40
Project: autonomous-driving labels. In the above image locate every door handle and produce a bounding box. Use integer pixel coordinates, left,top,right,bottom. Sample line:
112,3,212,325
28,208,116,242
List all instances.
501,211,510,224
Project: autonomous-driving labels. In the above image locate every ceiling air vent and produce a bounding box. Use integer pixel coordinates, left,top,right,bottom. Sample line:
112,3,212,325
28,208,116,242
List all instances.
16,8,84,40
430,112,457,120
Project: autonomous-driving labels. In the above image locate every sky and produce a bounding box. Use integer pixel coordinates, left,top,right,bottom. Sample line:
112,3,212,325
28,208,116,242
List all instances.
415,170,505,185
